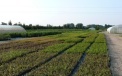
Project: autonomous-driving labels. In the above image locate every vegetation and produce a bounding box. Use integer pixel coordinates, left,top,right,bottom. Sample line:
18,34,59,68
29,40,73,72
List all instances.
0,50,28,65
0,30,111,76
0,43,73,76
66,42,90,53
0,34,11,41
27,53,82,76
0,30,62,41
9,31,62,38
27,40,91,76
76,32,111,76
76,54,111,76
1,21,113,30
95,33,106,43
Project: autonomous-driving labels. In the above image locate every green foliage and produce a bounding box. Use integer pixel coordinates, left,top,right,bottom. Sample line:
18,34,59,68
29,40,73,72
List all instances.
9,31,62,38
0,43,73,75
0,50,28,64
0,30,111,76
27,53,82,76
87,43,107,54
0,34,11,41
76,23,83,29
95,33,106,43
82,33,98,43
87,33,107,54
76,54,111,76
66,43,90,53
64,38,83,43
0,52,55,76
52,31,88,43
43,43,73,53
8,20,12,25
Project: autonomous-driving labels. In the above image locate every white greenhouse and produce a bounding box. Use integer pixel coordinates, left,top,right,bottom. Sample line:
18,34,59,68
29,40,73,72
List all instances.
0,25,26,33
89,27,95,30
107,25,122,34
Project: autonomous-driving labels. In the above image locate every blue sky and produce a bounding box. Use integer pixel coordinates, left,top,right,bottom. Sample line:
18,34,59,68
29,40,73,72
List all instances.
0,0,122,26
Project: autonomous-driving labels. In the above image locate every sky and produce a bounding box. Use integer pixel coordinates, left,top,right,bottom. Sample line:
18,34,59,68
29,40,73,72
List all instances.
0,0,122,26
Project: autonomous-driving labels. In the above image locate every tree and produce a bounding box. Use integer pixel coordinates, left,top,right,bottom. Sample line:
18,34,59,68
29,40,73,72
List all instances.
105,24,112,29
1,22,7,25
14,23,18,25
95,25,99,30
8,20,12,25
18,22,22,26
76,23,83,29
86,24,104,30
47,24,52,29
63,23,75,29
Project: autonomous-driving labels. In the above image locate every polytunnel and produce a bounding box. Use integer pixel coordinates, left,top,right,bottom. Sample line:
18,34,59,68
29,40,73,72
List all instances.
107,25,122,34
0,25,26,33
89,27,95,30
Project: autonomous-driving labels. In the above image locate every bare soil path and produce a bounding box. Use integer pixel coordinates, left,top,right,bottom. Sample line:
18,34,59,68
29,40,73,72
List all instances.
105,32,122,76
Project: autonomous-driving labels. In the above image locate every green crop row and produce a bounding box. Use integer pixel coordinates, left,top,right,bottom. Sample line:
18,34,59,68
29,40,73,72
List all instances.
74,32,111,76
0,43,73,76
95,33,106,43
0,41,59,65
27,53,82,76
26,40,91,75
0,37,55,53
66,42,90,53
0,49,29,65
59,38,83,43
0,37,57,53
76,54,111,76
0,30,111,76
0,52,54,76
75,34,111,76
50,31,87,43
87,43,108,54
82,33,98,43
43,43,74,53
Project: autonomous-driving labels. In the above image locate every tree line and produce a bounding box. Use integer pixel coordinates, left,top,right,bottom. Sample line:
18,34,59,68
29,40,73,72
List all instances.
1,21,113,30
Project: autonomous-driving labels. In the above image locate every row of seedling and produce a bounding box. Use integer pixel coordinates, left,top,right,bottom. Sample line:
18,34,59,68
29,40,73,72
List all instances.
0,43,73,76
76,33,111,76
26,41,91,76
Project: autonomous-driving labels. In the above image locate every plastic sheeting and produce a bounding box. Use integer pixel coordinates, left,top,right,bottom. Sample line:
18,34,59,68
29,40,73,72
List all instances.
107,25,122,34
0,25,26,33
89,27,95,30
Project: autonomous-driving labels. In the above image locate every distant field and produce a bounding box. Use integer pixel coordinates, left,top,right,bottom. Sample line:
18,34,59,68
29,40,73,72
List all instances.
0,30,111,76
0,29,82,41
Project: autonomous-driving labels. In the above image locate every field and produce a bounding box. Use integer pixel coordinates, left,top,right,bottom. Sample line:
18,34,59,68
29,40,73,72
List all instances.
0,30,111,76
0,29,82,41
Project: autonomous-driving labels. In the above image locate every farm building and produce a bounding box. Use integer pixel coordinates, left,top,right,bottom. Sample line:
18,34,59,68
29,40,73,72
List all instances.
107,25,122,34
89,27,95,30
0,25,26,33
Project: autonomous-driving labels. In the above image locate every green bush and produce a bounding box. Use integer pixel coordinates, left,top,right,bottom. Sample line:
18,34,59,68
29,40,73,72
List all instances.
0,34,11,41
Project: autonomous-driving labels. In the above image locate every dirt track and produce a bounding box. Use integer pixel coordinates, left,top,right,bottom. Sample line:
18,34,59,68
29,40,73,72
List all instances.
105,32,122,76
